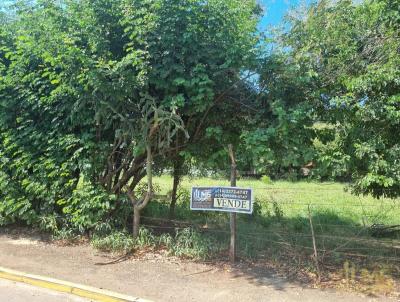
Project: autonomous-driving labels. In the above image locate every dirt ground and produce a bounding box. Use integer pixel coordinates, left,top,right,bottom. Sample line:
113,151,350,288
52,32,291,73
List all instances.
0,228,396,302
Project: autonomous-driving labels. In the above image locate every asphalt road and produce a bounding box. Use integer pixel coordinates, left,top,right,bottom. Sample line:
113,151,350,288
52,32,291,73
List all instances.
0,278,91,302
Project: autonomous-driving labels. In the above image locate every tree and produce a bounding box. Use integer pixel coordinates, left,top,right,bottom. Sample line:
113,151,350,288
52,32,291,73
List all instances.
124,0,261,217
243,51,318,179
263,0,400,196
0,0,261,233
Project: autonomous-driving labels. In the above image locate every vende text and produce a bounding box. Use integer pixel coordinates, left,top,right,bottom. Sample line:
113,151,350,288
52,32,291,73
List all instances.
213,198,250,210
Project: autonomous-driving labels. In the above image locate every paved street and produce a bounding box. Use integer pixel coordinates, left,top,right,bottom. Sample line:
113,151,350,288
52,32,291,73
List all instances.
0,279,91,302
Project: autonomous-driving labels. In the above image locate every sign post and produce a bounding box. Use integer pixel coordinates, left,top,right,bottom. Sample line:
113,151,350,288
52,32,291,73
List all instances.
190,145,253,264
228,144,237,263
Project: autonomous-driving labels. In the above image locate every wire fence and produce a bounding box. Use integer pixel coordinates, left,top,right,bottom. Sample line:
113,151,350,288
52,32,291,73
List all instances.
139,185,400,279
141,216,399,252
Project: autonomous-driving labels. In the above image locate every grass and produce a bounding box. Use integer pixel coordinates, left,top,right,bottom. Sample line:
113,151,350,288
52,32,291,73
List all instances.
91,227,225,259
141,176,400,291
153,175,400,226
92,176,399,294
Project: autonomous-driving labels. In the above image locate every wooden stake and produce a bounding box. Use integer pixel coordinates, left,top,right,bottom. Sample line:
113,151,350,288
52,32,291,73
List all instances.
228,144,237,263
308,205,321,282
230,212,236,263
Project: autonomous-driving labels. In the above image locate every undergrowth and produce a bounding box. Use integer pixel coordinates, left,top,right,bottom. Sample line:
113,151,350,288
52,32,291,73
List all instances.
91,227,225,260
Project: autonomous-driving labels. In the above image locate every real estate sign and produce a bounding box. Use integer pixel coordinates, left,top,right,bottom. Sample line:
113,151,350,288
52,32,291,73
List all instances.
190,187,253,214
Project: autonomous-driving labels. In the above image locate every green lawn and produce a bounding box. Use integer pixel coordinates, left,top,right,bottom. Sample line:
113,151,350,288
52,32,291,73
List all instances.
153,175,400,226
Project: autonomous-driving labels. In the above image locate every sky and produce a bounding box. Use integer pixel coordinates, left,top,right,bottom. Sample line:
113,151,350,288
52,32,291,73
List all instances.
1,0,310,27
258,0,311,30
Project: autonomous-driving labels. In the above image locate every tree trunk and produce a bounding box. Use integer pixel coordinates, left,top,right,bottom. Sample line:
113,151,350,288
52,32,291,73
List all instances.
131,143,153,238
133,205,141,238
169,156,183,219
132,143,153,239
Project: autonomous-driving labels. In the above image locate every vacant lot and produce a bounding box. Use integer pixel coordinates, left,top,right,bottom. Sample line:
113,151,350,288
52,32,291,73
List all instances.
136,176,400,295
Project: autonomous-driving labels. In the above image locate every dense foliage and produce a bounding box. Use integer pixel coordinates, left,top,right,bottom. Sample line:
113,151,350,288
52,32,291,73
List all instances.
246,0,400,197
0,0,398,236
0,0,260,232
289,0,400,198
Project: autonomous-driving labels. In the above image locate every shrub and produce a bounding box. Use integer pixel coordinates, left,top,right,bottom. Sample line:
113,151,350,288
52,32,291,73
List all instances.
261,175,273,185
58,177,117,234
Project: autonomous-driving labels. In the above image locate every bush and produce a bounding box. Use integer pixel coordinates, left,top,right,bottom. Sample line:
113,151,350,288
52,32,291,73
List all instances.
261,175,273,185
58,177,117,234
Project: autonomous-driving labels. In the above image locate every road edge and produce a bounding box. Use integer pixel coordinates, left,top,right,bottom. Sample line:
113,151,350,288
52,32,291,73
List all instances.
0,266,152,302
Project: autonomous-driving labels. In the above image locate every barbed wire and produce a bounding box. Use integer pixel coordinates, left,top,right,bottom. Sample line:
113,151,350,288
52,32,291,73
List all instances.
140,222,400,262
260,203,396,208
141,215,397,231
152,197,399,208
143,224,397,247
140,217,399,249
140,183,400,265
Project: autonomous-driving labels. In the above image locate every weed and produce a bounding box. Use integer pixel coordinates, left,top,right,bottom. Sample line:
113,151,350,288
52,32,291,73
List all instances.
272,201,284,220
159,232,174,247
52,228,80,242
135,227,157,247
90,226,224,260
91,231,135,253
171,228,207,258
342,261,395,295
